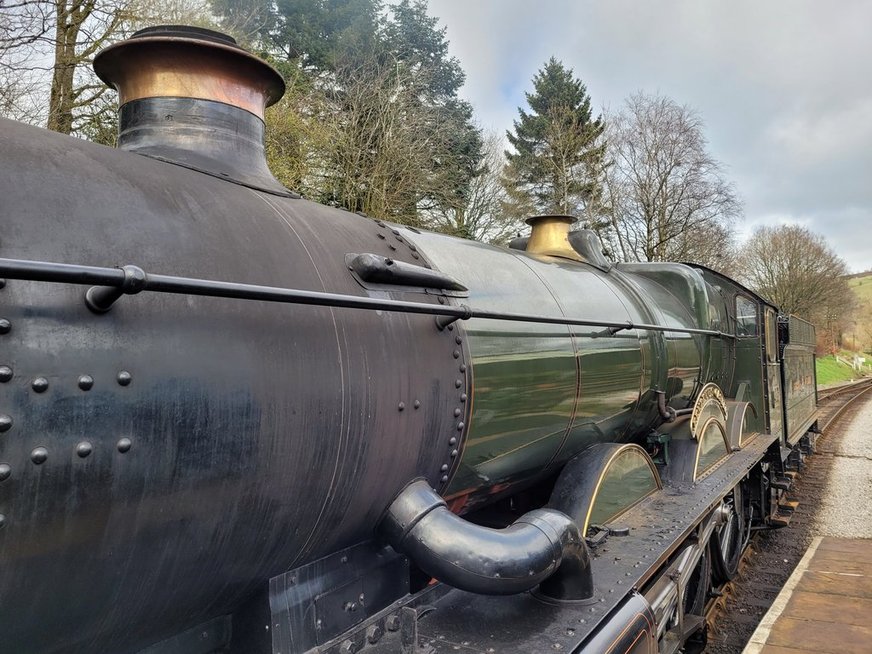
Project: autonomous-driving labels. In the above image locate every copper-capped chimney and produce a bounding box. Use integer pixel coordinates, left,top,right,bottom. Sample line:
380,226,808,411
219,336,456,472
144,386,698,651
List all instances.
94,25,294,196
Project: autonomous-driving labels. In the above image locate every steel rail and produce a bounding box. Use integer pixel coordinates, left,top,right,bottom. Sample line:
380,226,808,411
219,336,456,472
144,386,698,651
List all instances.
819,379,872,431
817,377,872,404
0,257,736,339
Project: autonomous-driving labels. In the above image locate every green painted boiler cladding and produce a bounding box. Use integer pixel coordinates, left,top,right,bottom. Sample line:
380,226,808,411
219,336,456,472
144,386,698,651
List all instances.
399,225,751,511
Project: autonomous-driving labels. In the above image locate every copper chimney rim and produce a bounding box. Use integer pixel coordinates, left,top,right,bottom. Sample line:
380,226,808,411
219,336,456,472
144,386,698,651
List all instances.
93,25,285,121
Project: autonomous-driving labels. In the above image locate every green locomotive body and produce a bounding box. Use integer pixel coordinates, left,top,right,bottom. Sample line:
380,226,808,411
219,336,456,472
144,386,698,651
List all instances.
0,25,821,654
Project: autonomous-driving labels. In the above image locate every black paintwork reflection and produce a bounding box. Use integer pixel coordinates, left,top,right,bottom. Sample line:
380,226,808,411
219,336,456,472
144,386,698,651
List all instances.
0,118,460,654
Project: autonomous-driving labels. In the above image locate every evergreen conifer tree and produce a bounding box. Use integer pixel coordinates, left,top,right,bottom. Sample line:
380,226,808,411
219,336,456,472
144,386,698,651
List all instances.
503,58,606,225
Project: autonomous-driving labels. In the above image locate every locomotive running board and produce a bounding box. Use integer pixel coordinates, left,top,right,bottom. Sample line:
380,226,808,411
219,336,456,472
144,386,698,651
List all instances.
309,432,780,654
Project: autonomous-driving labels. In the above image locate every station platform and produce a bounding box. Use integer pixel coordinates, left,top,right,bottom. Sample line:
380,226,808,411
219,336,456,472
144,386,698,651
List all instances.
742,536,872,653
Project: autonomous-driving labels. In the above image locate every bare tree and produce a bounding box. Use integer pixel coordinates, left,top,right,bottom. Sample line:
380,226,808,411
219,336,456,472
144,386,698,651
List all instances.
312,55,470,224
424,130,523,244
0,61,43,122
603,92,741,268
861,309,872,354
264,67,333,199
1,1,52,124
0,0,216,135
0,0,142,133
736,225,856,343
320,58,422,220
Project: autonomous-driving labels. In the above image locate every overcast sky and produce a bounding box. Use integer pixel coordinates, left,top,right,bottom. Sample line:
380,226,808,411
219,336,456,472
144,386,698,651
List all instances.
427,0,872,272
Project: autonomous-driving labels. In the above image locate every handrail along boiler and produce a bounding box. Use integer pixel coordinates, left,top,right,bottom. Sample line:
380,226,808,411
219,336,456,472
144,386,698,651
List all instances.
0,26,819,654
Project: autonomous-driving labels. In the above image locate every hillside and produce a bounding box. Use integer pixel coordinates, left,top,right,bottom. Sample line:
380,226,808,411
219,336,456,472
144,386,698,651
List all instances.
846,271,872,353
848,271,872,303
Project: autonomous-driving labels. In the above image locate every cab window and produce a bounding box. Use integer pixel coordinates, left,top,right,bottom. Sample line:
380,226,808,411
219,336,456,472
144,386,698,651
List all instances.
736,296,758,337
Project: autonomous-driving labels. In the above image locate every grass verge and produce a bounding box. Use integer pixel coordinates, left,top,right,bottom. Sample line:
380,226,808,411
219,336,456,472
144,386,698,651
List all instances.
816,355,862,386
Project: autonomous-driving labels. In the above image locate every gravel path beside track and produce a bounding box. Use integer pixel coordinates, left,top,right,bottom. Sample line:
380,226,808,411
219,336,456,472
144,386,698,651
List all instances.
814,398,872,537
705,390,872,653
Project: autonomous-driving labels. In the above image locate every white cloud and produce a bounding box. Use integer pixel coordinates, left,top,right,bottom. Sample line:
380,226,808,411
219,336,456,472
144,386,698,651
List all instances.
426,0,872,271
766,98,872,168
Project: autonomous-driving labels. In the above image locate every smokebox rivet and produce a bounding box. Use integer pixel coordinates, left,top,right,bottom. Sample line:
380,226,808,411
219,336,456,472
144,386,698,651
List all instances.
437,296,446,304
78,375,94,391
0,318,11,334
441,474,449,483
0,366,12,383
0,463,11,481
455,336,462,345
32,377,48,393
388,244,397,251
454,408,461,417
459,364,466,373
449,437,457,446
0,279,5,289
117,438,132,453
398,402,405,411
441,464,449,472
0,514,5,528
453,349,460,359
457,422,464,431
76,442,93,458
450,449,458,458
117,371,132,386
414,400,421,409
30,447,48,465
0,414,12,432
377,233,386,240
460,393,467,403
411,252,420,259
447,324,454,331
455,379,462,388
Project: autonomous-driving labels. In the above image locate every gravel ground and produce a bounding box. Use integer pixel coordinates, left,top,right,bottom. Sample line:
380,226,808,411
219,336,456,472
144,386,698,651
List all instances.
813,398,872,537
705,392,872,653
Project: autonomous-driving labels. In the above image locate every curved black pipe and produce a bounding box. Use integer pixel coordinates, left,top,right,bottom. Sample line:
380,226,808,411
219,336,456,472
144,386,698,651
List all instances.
656,390,678,422
380,480,593,600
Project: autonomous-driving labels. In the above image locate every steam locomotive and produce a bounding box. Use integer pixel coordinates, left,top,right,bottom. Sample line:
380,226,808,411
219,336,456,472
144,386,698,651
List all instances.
0,26,819,654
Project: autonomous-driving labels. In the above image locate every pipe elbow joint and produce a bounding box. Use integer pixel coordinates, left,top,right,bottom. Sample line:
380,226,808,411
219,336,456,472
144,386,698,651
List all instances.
380,480,593,601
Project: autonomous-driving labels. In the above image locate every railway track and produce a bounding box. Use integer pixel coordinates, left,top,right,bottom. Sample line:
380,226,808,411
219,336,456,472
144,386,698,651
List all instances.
817,377,872,428
703,376,872,653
